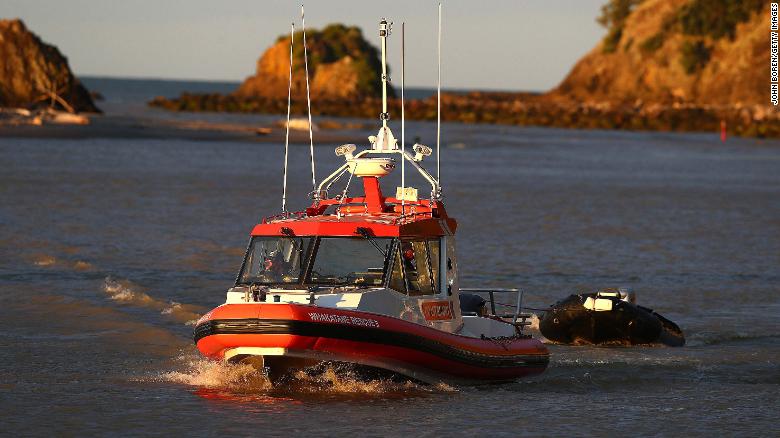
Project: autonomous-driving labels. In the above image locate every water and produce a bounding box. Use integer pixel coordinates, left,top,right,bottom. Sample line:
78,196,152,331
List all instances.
1,78,779,436
80,76,438,116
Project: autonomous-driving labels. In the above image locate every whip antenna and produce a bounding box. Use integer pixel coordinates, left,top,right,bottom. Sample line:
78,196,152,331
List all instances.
282,22,294,213
436,2,442,185
301,5,317,199
379,19,391,128
401,22,406,214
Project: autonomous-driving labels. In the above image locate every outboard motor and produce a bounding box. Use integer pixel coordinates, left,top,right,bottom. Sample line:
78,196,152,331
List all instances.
459,293,487,316
539,288,684,346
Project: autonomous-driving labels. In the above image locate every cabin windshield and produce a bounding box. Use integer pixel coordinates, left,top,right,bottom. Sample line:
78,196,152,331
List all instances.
237,236,393,287
238,236,307,285
309,237,392,286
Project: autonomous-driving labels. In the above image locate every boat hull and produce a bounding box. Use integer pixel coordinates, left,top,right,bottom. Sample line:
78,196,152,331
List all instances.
194,303,549,384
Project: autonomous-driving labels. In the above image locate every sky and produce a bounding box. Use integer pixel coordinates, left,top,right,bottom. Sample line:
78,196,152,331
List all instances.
1,0,606,92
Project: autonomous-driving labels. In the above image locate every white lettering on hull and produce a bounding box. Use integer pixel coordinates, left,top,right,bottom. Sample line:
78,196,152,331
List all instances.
308,312,380,328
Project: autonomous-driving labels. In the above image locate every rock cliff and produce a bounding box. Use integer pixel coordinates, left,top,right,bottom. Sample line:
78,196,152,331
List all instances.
236,24,390,100
0,18,99,113
550,0,769,105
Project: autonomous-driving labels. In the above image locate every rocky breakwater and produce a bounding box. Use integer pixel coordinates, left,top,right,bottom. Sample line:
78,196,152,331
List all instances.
0,18,99,125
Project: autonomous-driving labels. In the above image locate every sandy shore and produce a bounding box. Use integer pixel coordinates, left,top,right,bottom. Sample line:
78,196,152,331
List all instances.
0,112,363,145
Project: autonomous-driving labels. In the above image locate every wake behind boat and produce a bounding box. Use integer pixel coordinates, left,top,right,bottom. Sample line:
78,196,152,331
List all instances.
193,11,549,384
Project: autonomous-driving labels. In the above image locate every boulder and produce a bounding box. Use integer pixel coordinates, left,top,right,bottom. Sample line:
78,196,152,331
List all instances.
236,24,390,101
0,18,99,113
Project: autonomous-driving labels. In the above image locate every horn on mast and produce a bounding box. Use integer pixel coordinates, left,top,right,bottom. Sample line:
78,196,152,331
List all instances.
282,22,294,213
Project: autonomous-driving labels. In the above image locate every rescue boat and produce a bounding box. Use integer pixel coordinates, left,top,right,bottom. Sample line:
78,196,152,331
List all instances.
193,14,549,384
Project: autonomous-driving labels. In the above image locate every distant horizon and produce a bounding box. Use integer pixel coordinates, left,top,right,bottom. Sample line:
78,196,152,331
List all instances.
1,0,606,92
79,74,547,94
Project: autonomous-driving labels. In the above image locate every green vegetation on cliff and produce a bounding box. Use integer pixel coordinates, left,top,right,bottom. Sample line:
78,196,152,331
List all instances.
238,23,389,100
597,0,643,53
678,0,764,39
679,40,710,74
637,0,765,73
282,24,386,98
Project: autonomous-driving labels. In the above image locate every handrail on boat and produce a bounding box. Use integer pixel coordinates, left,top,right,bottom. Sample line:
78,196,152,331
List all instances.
459,287,527,328
262,210,306,223
394,211,435,223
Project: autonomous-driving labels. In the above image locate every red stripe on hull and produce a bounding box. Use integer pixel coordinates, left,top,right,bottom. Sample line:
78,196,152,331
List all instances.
197,304,548,357
195,304,549,382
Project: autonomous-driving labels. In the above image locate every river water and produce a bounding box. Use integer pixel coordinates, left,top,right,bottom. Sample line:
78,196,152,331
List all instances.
1,79,779,436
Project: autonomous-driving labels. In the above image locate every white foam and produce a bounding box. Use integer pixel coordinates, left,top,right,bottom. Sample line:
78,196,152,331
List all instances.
102,277,205,324
156,354,457,394
162,355,271,390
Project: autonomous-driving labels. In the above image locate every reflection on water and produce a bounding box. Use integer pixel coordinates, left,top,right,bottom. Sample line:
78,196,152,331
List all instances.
1,121,779,434
193,388,303,414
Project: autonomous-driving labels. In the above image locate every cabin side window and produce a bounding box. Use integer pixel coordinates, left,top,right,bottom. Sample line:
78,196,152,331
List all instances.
429,239,440,291
398,238,441,296
388,244,406,292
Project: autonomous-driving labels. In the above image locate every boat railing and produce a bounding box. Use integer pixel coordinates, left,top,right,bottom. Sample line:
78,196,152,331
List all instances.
459,287,532,330
394,211,435,223
262,210,307,223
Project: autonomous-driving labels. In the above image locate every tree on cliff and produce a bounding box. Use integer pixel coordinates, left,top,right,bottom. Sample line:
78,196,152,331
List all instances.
236,24,391,101
0,18,99,113
597,0,643,53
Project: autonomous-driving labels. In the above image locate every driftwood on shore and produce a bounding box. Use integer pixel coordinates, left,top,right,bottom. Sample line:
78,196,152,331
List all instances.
0,108,90,126
0,19,100,114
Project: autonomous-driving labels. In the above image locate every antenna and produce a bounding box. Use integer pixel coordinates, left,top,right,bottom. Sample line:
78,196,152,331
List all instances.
436,2,442,185
401,22,406,214
301,5,317,199
282,22,294,213
379,19,391,128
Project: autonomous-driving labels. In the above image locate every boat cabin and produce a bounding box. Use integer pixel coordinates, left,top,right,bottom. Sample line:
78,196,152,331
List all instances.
221,127,520,339
228,142,466,331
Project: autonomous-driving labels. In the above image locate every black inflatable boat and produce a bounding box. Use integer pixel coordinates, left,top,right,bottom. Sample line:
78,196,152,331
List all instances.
539,289,685,346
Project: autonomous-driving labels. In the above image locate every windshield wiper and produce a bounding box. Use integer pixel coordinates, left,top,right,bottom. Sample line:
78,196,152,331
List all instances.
356,227,387,258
